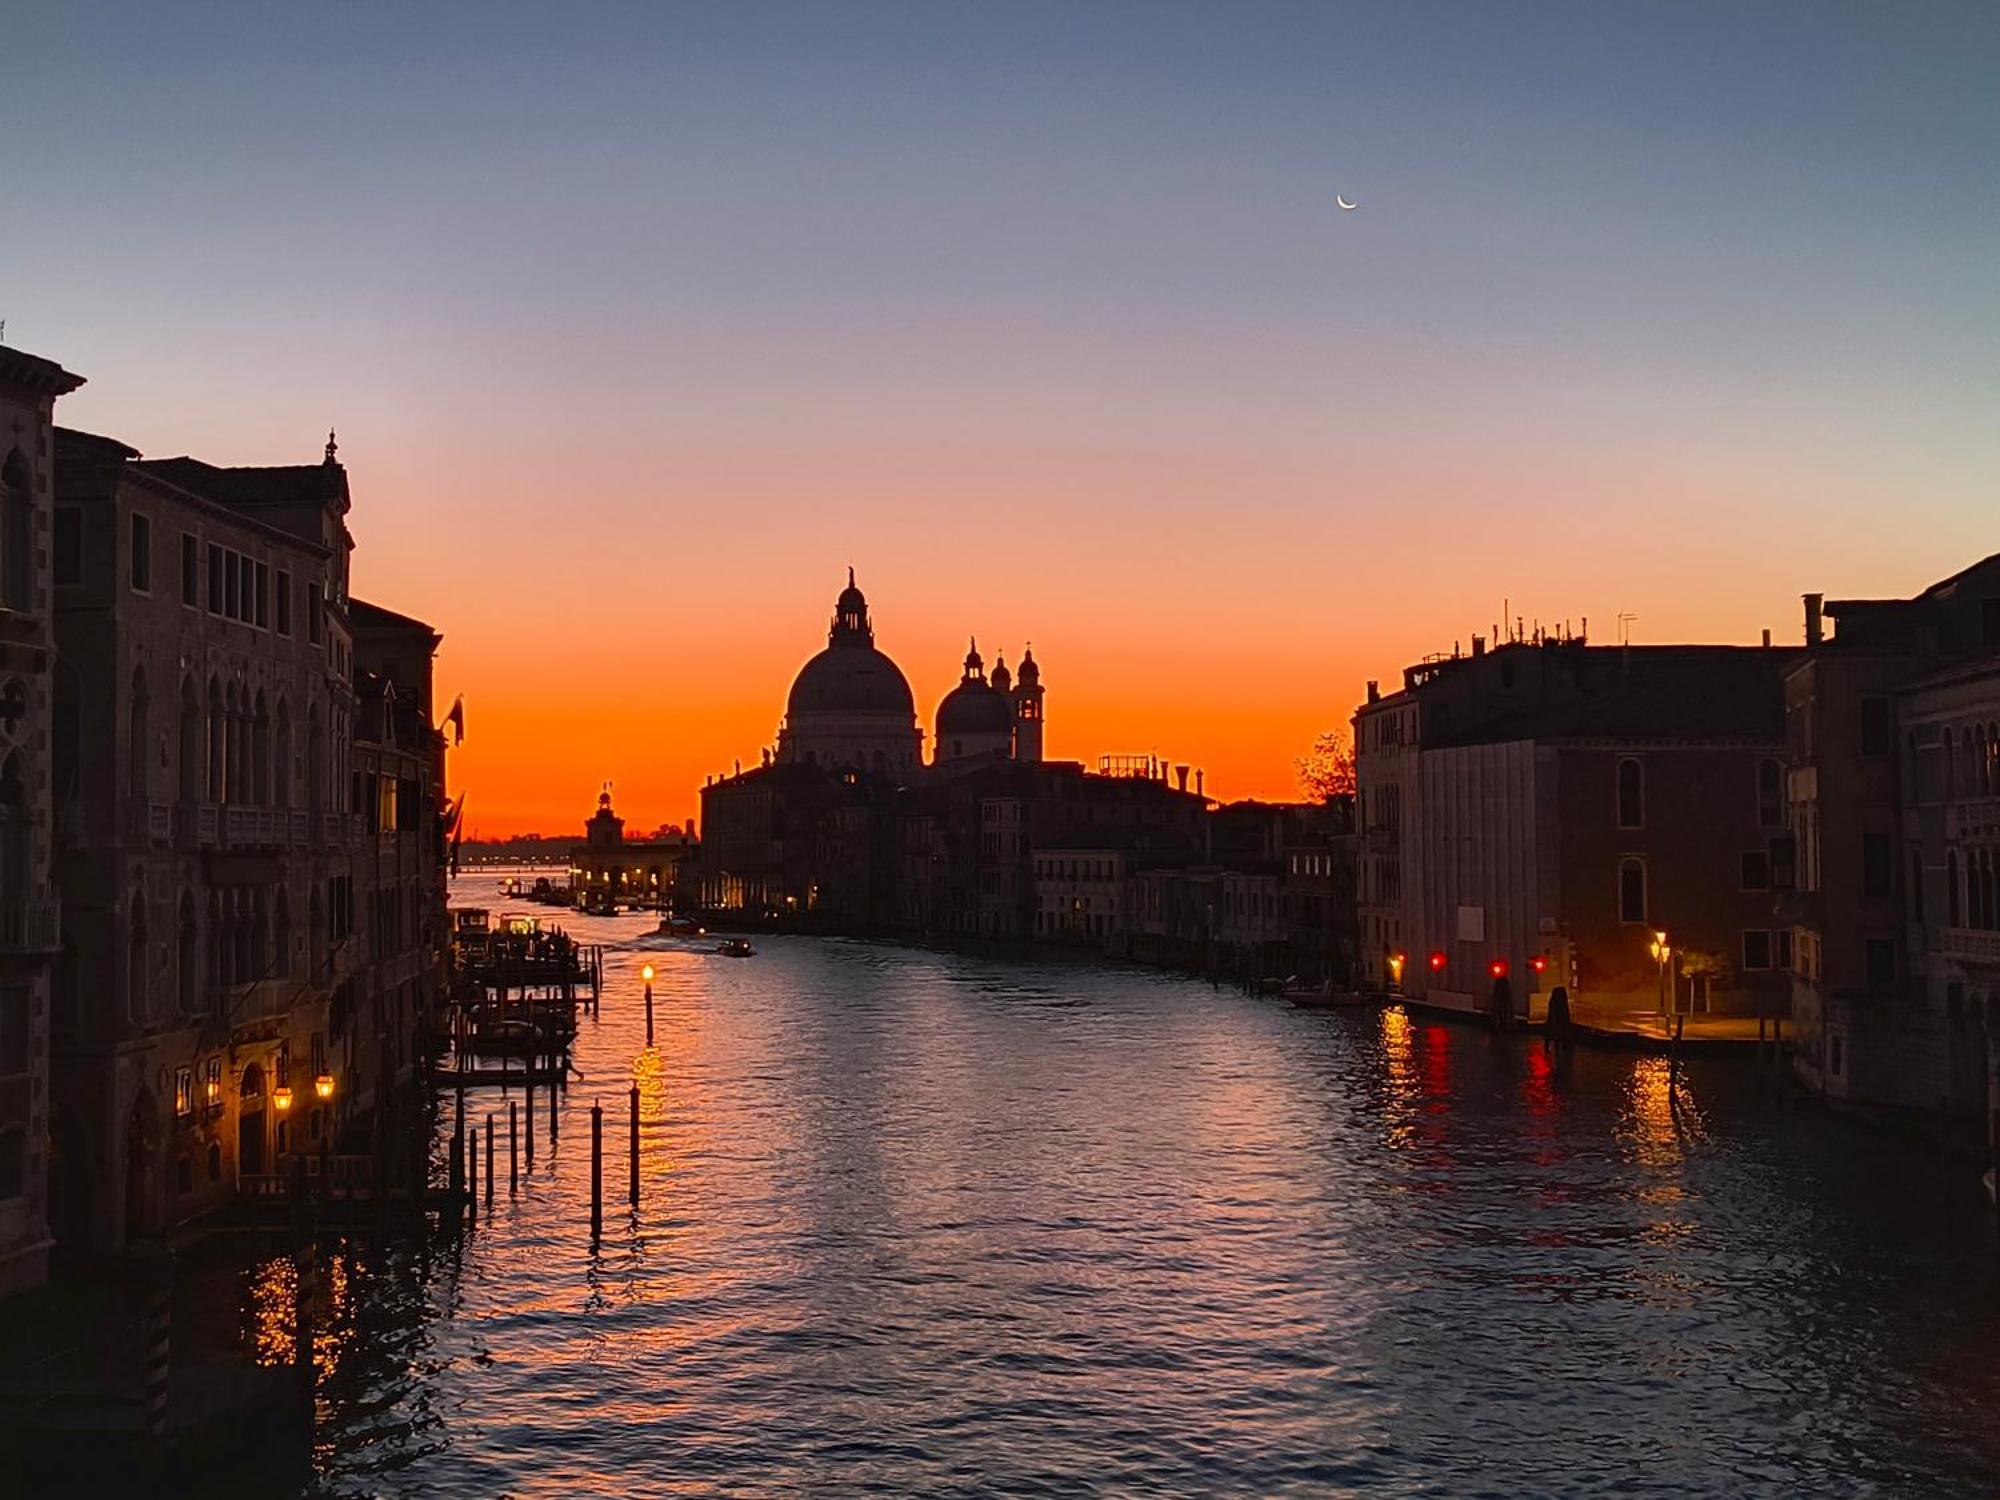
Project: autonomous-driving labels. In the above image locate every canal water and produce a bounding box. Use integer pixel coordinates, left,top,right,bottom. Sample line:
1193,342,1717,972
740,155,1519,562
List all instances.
271,880,2000,1496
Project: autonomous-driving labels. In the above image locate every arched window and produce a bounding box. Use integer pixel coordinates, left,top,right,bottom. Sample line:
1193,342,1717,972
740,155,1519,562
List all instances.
232,889,254,983
248,888,268,980
128,888,149,1026
0,449,32,612
309,886,326,977
307,704,325,815
0,1127,24,1201
206,678,224,803
1618,857,1647,924
252,691,270,805
53,661,80,808
129,666,150,809
0,752,26,903
178,677,201,806
273,885,292,980
209,891,227,991
1616,758,1644,829
1989,723,2000,796
1948,851,1961,927
177,893,199,1014
273,700,292,810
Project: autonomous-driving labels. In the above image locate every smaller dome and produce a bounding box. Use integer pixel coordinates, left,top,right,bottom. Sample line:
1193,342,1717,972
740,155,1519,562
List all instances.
990,653,1012,693
1017,646,1040,686
937,678,1012,735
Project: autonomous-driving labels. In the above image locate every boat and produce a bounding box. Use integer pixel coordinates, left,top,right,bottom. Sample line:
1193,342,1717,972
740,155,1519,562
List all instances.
1287,987,1373,1010
717,938,755,958
658,916,707,937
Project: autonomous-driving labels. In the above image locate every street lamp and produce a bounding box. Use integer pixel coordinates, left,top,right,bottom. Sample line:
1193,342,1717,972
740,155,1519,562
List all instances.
1648,931,1672,1015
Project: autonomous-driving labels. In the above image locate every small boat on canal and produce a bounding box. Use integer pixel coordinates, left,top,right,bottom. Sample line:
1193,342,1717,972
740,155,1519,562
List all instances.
658,915,707,937
717,938,755,958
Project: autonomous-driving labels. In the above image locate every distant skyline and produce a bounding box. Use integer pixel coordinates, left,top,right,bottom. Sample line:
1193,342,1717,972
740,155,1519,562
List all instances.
8,2,1997,833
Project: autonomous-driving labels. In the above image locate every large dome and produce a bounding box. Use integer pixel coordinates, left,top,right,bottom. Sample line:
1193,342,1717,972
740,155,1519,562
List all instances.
787,644,916,717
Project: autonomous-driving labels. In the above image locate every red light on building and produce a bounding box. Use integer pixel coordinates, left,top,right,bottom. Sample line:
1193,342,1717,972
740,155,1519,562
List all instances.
1489,958,1510,979
1530,954,1548,974
1428,951,1447,972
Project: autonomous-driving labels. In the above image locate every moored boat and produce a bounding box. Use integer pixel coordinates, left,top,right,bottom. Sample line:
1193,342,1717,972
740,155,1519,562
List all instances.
717,938,754,958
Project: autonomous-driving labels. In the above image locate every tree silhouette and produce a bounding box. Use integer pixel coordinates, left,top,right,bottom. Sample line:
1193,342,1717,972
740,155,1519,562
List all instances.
1296,730,1357,803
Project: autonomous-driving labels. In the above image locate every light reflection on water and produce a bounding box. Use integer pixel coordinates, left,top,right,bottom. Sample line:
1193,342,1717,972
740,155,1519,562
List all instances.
253,882,2000,1496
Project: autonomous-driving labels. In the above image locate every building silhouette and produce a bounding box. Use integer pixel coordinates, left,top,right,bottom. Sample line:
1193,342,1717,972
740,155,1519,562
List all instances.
45,417,446,1252
1353,630,1795,1022
1781,558,2000,1142
0,343,84,1296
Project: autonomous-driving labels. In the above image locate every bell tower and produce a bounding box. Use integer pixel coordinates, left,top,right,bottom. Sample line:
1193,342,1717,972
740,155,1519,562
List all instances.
1011,646,1044,761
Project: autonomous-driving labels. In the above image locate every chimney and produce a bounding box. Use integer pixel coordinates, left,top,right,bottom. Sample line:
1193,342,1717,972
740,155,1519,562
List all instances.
1471,634,1486,658
1804,593,1824,647
1761,628,1772,648
1195,769,1205,798
1366,679,1380,704
1176,765,1190,792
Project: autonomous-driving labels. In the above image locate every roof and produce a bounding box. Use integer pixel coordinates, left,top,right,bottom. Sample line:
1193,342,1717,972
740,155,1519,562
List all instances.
56,427,335,558
135,453,349,515
1405,643,1791,748
786,641,917,718
351,596,440,640
0,346,85,398
936,676,1012,734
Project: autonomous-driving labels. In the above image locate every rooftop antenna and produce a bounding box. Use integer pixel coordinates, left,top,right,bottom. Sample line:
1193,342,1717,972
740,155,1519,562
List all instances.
1617,612,1638,646
0,319,7,344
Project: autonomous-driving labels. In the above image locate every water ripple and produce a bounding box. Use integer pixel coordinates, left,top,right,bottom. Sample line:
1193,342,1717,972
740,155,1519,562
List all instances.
264,888,2000,1497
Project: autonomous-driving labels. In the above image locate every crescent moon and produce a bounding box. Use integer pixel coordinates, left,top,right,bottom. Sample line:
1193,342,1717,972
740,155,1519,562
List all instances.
1336,195,1357,211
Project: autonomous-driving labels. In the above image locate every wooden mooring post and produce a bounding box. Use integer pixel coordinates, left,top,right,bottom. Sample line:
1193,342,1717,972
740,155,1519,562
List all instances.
143,1251,174,1440
509,1100,519,1195
485,1113,496,1208
468,1125,479,1225
628,1084,640,1207
590,1100,604,1241
525,1073,536,1169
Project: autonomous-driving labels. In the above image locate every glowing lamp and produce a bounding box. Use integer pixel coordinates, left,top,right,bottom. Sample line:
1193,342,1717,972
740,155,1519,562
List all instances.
314,1073,335,1103
1428,951,1447,972
1530,954,1548,974
273,1085,293,1113
1386,952,1407,982
1489,958,1510,979
205,1078,220,1105
641,964,655,983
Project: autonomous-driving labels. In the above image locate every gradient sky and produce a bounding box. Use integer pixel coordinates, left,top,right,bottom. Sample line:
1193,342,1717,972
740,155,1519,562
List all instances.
7,2,1996,834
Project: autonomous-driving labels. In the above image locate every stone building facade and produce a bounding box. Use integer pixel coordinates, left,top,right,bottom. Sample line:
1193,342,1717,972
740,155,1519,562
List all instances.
49,427,363,1249
1782,557,2000,1141
348,598,448,1123
0,345,84,1295
1355,635,1795,1022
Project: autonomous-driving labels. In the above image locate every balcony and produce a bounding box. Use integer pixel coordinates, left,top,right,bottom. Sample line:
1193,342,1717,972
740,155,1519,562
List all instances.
0,893,61,955
1942,929,2000,964
224,806,291,849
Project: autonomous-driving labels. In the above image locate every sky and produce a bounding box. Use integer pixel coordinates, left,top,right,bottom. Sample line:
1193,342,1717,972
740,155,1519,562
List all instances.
6,2,1997,835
